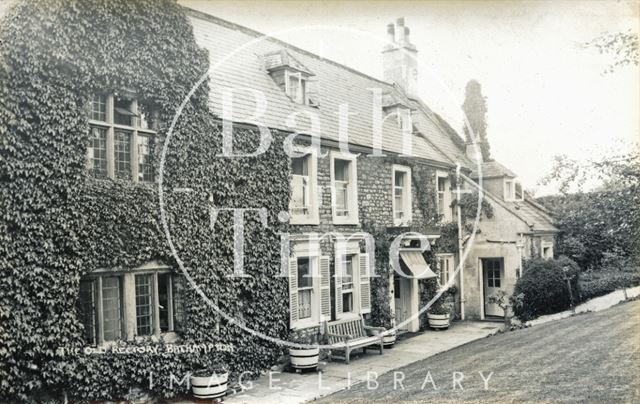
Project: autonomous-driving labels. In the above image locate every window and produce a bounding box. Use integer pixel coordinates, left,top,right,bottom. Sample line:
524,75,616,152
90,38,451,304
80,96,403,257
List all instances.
339,255,356,314
286,71,307,104
485,259,501,288
135,274,153,336
437,254,454,286
392,166,412,226
504,178,524,201
297,257,313,320
542,242,554,259
91,94,107,122
289,149,318,224
291,155,310,216
77,266,183,345
87,92,156,182
436,173,452,221
137,134,154,183
88,127,108,178
331,152,358,224
114,130,132,180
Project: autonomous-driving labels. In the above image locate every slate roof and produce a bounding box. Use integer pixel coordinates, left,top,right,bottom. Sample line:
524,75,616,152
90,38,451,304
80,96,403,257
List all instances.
470,160,517,179
186,8,464,168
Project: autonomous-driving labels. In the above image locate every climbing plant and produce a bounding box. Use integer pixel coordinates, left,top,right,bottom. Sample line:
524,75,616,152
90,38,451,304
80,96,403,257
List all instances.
0,0,290,400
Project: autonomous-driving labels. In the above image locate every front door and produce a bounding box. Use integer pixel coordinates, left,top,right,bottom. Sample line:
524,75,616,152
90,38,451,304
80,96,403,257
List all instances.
482,258,504,317
393,277,410,330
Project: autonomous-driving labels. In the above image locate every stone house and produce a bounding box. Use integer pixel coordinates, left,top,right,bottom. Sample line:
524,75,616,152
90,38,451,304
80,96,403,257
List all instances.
182,9,559,330
72,8,559,346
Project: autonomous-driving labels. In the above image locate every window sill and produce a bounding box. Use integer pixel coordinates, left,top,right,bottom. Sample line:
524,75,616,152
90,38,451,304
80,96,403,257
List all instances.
332,214,359,226
292,318,320,330
290,214,320,226
393,219,412,227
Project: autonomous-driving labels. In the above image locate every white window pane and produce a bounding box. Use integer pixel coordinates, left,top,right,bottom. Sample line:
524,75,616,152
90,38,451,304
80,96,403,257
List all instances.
298,289,312,319
291,175,310,215
135,274,153,336
297,257,312,288
102,277,121,341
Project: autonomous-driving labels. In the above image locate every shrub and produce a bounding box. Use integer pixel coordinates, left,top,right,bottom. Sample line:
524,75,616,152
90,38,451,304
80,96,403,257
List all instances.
513,257,581,321
579,269,640,301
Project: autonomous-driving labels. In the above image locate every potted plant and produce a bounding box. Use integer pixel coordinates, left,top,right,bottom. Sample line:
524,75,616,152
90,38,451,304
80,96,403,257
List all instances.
366,321,396,348
426,282,454,330
288,332,320,371
190,361,229,400
487,290,524,328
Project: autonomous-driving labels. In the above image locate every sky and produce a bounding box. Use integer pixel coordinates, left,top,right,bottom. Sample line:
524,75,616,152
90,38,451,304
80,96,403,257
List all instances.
182,0,639,195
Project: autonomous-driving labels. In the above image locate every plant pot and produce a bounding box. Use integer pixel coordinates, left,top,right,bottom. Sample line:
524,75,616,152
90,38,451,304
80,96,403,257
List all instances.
289,347,320,370
382,330,397,348
427,313,450,330
190,371,229,400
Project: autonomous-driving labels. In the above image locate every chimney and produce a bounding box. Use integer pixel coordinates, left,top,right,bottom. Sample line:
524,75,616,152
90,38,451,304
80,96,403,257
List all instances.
382,17,418,99
465,143,483,164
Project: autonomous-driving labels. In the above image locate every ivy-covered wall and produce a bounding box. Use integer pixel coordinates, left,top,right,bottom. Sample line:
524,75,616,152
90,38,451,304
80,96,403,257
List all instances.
0,0,290,400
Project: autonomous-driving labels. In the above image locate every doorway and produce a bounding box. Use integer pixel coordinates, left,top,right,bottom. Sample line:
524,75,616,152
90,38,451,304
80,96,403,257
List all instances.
393,276,411,332
482,258,504,317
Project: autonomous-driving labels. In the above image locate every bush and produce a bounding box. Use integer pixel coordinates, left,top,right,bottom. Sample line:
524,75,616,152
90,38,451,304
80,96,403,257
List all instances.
579,269,640,301
513,257,581,321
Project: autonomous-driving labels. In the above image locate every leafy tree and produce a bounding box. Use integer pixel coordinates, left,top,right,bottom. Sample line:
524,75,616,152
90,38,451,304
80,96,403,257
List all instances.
587,29,639,73
461,79,491,161
538,148,640,269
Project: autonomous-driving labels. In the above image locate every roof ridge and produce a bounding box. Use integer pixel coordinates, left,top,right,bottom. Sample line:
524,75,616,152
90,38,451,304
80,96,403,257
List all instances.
183,6,393,88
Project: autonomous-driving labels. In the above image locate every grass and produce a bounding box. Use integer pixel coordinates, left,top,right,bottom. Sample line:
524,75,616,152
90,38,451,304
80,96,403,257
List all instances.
319,299,640,403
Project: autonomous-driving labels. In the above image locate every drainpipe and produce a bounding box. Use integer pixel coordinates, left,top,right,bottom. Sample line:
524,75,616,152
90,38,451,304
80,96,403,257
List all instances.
516,233,524,278
456,164,465,320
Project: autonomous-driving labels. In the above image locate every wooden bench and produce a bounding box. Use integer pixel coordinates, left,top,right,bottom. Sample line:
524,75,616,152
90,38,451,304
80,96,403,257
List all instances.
323,318,386,364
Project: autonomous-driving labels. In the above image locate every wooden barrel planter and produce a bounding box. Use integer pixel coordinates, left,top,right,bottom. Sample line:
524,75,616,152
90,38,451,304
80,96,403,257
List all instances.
427,313,450,330
190,371,229,400
382,331,397,348
289,347,320,371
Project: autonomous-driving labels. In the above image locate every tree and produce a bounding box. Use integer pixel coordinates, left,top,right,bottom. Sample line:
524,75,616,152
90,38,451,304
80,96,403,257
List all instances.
461,79,491,161
538,148,640,268
586,29,639,74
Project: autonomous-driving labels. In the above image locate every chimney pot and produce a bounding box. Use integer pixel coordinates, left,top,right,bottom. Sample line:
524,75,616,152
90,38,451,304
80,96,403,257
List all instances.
404,26,410,42
397,17,405,27
387,23,395,43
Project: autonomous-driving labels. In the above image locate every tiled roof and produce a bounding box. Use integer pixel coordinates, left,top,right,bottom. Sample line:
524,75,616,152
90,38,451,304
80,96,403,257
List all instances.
263,49,314,75
465,179,558,233
470,160,517,179
186,9,464,168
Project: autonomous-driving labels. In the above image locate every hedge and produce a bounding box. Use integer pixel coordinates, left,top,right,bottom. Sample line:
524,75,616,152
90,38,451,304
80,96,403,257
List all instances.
578,269,640,301
513,257,581,321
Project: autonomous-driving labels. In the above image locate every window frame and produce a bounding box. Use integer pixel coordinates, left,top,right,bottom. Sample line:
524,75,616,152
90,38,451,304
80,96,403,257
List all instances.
504,177,524,201
291,241,321,330
392,165,412,226
436,171,453,222
330,151,359,225
284,70,307,105
78,263,182,346
289,147,319,225
436,253,454,287
335,241,362,320
87,92,157,183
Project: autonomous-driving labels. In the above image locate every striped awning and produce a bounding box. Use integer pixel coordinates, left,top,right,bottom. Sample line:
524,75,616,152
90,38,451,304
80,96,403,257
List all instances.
400,251,438,280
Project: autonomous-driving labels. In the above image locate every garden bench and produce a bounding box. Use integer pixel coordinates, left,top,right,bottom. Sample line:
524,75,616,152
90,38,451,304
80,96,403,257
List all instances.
323,317,385,364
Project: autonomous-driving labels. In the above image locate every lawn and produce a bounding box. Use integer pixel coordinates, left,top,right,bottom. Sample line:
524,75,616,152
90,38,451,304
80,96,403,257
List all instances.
318,299,640,403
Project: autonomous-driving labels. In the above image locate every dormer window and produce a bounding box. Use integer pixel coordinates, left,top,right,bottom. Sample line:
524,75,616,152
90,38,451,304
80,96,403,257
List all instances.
263,49,315,106
504,178,524,201
286,71,306,104
398,107,412,133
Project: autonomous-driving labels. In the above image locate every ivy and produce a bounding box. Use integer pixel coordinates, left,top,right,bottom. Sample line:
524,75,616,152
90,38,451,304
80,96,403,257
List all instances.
1,0,289,400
